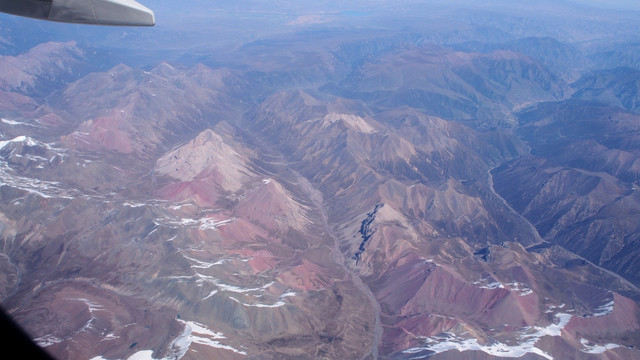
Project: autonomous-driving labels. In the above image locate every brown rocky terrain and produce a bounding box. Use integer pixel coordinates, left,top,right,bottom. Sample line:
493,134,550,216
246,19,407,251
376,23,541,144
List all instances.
2,2,640,359
492,100,640,286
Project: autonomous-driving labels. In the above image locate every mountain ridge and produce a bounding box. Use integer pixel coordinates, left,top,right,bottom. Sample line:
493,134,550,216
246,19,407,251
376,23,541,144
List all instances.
2,4,640,357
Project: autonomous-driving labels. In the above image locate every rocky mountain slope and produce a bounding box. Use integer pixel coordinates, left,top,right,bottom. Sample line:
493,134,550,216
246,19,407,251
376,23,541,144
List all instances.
2,2,640,359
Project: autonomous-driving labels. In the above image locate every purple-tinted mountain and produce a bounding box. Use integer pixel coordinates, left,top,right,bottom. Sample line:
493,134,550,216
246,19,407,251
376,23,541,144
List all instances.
324,44,567,129
572,67,640,113
588,42,640,72
2,2,640,360
492,100,640,287
0,41,113,98
453,37,590,82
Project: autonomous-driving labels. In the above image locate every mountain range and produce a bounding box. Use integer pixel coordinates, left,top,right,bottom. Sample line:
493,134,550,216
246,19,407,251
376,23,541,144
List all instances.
1,1,640,359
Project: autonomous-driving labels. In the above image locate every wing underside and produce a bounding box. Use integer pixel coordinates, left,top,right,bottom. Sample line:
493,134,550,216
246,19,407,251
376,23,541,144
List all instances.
0,0,154,26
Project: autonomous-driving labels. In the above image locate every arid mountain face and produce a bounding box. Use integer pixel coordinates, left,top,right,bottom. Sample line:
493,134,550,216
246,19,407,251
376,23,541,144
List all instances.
2,2,640,359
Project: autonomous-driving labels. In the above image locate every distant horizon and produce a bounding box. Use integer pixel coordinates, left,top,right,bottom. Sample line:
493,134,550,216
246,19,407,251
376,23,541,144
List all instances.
570,0,640,10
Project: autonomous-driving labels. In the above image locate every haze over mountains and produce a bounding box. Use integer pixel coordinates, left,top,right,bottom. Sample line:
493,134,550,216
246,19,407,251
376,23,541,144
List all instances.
1,1,640,359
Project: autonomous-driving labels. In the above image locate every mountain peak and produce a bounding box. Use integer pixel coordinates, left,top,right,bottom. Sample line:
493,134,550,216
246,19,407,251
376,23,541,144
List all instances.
156,128,253,193
321,112,377,133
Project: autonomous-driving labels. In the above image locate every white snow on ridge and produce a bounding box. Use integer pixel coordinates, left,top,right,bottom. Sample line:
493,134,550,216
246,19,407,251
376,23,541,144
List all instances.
592,299,614,317
124,201,147,208
533,313,572,337
213,280,274,294
0,135,64,153
198,217,235,230
165,269,274,296
1,118,38,127
181,320,226,340
1,118,22,125
518,289,533,296
545,303,565,313
121,321,246,360
280,291,297,298
236,298,287,309
174,320,247,356
230,291,297,308
182,253,220,269
181,253,240,270
580,338,621,354
403,313,574,360
504,282,534,296
181,255,247,272
179,218,198,226
69,297,105,314
35,334,64,347
154,216,235,231
202,289,218,301
476,281,504,289
0,135,38,149
127,350,155,360
480,282,504,289
0,162,76,200
0,138,79,201
404,334,553,360
101,333,119,341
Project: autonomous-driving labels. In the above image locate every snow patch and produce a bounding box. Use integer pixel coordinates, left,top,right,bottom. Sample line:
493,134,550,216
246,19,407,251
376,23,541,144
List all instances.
163,275,194,281
0,162,76,200
478,281,504,289
198,217,234,230
505,282,533,296
545,303,565,313
70,297,105,314
166,270,274,297
592,299,614,317
580,338,621,354
35,334,64,347
182,253,220,269
474,280,532,295
230,291,297,308
0,135,38,150
172,320,247,356
155,216,235,231
202,289,218,301
101,333,120,341
213,280,274,294
124,201,147,208
403,313,573,360
321,113,376,133
534,313,572,337
127,350,155,360
1,118,36,127
124,320,248,360
404,334,552,360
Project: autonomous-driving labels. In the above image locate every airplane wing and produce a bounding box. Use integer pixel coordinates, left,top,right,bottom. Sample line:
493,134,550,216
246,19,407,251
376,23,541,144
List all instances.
0,0,154,26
